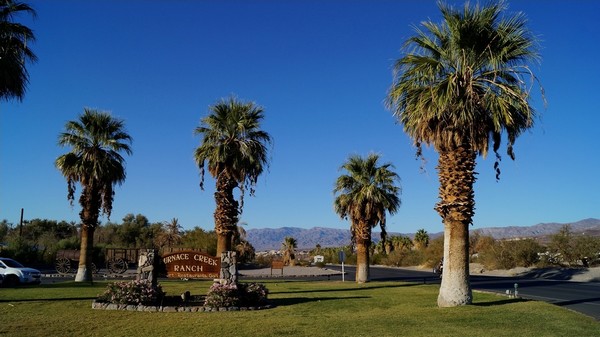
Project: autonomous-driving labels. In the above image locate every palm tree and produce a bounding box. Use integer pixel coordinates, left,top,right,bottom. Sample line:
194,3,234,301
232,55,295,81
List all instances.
281,236,297,266
156,218,182,249
334,154,401,283
414,229,430,250
0,0,37,102
55,108,132,282
387,2,541,306
194,96,272,257
232,222,255,263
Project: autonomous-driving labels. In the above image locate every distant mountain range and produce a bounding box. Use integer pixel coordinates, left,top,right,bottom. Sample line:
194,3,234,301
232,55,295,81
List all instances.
246,218,600,252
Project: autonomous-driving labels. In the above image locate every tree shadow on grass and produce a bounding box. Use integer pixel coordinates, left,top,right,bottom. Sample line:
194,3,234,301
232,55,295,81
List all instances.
0,297,97,303
39,282,105,289
473,298,530,307
270,282,422,295
271,296,369,307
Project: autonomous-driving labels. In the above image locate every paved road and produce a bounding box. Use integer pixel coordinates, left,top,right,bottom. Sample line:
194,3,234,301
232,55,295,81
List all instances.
326,265,600,321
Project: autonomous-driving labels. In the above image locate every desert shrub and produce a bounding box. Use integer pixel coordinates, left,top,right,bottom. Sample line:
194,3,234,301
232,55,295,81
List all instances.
572,236,600,267
548,226,573,265
478,239,515,269
97,280,163,305
536,252,558,268
478,239,543,270
422,236,444,268
511,239,543,267
344,253,357,265
316,246,354,264
383,249,424,267
370,253,385,265
4,237,38,264
297,259,311,267
314,261,326,268
252,255,273,268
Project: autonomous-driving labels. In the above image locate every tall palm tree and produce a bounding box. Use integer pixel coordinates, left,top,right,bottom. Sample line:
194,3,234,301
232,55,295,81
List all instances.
0,0,37,102
281,236,297,266
194,97,272,257
387,2,541,306
156,218,182,249
334,154,401,283
414,229,430,250
391,235,413,252
232,222,255,263
56,108,132,282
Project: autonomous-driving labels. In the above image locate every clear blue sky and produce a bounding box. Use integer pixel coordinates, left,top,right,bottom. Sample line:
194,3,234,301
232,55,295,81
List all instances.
1,1,599,235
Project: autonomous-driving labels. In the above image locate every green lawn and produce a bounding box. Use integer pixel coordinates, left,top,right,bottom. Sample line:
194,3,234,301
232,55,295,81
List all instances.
1,279,598,337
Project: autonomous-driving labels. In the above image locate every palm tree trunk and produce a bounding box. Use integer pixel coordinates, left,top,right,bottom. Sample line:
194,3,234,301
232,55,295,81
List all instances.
75,225,94,282
214,172,239,257
355,220,371,283
435,144,476,307
216,234,231,257
356,240,370,283
75,185,99,282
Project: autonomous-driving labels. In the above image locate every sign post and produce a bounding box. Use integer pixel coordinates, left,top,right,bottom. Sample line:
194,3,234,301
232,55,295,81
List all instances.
339,250,346,282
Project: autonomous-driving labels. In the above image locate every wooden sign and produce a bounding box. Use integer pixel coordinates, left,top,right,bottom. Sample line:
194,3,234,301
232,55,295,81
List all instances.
162,250,221,279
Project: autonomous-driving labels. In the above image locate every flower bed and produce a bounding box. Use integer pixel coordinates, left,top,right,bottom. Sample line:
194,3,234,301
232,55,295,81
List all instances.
92,280,272,312
91,299,273,312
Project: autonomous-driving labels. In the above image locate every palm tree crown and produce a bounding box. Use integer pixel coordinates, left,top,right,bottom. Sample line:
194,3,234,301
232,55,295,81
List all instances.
0,0,37,101
194,96,271,256
194,96,272,207
282,236,297,266
386,1,541,306
387,1,541,178
334,154,401,243
56,108,132,223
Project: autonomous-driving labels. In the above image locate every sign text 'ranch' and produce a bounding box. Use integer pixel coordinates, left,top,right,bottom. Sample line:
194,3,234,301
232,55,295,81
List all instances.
162,251,221,279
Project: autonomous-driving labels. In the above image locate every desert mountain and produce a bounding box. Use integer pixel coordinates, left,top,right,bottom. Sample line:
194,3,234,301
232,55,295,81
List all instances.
246,218,600,252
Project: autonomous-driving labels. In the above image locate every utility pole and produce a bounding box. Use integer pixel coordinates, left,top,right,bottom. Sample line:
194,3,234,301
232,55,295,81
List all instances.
19,208,24,237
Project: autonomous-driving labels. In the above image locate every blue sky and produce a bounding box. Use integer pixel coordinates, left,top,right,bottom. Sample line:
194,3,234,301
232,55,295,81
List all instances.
1,0,599,235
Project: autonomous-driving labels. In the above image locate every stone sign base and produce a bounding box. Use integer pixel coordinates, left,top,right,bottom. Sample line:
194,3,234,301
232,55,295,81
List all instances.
91,300,273,312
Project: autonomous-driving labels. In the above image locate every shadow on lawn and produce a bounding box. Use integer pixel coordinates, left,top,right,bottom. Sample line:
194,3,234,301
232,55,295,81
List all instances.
473,297,530,307
270,282,421,295
33,282,105,289
271,296,369,306
0,297,97,303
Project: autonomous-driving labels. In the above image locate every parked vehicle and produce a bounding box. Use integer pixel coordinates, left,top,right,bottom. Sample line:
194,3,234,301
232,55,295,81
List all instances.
0,257,41,286
433,259,443,278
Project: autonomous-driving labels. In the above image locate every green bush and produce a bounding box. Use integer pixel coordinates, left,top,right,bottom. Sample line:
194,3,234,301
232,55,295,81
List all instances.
370,253,385,265
253,255,274,268
314,261,326,268
422,236,444,268
383,249,424,267
478,239,543,270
